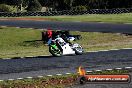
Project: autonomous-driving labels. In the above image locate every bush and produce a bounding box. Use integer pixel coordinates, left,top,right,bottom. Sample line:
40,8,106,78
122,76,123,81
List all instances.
71,5,87,11
27,0,42,12
0,4,17,12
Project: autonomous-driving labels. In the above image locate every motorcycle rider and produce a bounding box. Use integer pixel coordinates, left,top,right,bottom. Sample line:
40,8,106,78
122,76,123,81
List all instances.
47,30,74,45
47,29,53,45
55,35,66,46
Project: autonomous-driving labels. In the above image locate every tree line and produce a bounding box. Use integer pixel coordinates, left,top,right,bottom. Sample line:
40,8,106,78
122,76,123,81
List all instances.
0,0,132,12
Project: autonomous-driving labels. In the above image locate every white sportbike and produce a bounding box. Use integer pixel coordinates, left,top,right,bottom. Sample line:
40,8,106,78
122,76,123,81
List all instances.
49,37,84,56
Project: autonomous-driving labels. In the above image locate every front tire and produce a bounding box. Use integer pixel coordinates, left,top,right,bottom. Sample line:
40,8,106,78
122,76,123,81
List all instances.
73,44,84,55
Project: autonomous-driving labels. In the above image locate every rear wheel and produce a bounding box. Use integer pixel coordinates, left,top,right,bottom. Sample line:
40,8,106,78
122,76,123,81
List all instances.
49,45,62,57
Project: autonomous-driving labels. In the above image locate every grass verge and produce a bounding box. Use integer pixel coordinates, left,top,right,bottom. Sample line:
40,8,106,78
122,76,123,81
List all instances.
0,69,129,88
1,26,132,58
1,13,132,23
0,26,49,58
44,13,132,23
0,74,78,88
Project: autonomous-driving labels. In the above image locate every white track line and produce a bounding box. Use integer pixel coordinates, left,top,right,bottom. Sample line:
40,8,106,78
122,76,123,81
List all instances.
47,75,53,77
65,73,71,75
26,77,33,79
115,68,122,70
88,48,132,53
125,67,132,69
122,48,132,49
20,57,24,58
2,58,11,59
56,74,62,76
106,69,113,71
16,27,20,28
86,71,93,73
0,80,3,82
8,79,14,81
95,70,102,72
37,76,43,78
98,50,110,52
88,51,99,53
25,56,34,58
17,78,23,80
110,49,120,50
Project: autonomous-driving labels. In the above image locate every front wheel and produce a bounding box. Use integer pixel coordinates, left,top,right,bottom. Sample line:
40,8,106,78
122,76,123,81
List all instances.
49,45,62,57
73,44,84,55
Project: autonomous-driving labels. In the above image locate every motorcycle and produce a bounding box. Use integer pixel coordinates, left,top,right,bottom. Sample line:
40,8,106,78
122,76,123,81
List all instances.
49,37,84,57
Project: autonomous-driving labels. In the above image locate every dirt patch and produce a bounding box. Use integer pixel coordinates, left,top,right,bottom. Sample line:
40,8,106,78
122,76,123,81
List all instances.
0,75,78,88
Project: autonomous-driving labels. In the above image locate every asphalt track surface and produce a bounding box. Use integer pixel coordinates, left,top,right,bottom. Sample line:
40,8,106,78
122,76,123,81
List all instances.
0,49,132,81
0,20,132,33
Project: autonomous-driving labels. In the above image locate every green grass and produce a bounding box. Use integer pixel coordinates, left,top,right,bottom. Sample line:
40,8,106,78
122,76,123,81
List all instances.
71,31,132,51
0,27,49,58
44,13,132,23
1,26,132,58
1,13,132,23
